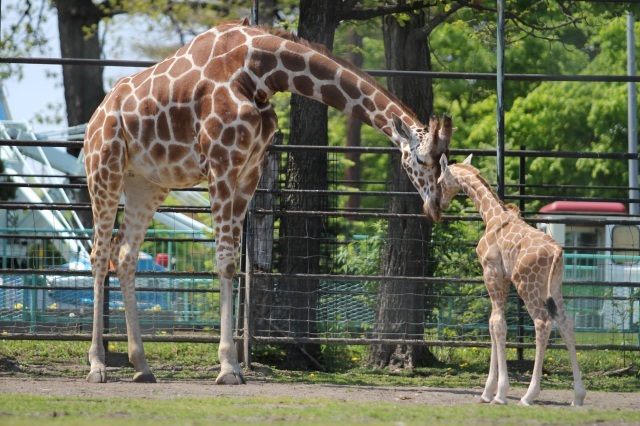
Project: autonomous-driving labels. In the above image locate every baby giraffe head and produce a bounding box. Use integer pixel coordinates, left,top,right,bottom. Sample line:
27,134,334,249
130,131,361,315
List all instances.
392,113,455,222
437,153,473,212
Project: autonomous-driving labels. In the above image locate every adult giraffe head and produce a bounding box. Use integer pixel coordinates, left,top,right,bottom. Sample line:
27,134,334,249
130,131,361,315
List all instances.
392,113,454,222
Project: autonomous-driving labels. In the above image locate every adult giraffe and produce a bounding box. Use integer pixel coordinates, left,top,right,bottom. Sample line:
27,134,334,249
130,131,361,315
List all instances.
84,18,453,385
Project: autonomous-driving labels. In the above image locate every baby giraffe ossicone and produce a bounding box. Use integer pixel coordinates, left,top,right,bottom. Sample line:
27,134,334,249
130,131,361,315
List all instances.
437,154,586,406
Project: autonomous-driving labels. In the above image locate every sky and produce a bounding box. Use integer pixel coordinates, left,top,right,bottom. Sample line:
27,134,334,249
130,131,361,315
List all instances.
2,4,152,135
2,10,63,134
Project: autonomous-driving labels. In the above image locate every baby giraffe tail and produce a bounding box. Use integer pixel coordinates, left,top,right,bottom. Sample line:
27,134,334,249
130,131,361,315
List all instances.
543,248,563,320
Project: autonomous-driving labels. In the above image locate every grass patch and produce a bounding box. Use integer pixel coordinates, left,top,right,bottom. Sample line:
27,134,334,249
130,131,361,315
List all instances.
2,340,637,392
1,340,639,424
1,394,639,426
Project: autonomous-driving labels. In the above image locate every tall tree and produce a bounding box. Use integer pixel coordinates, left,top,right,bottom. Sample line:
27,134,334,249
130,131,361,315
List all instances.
277,0,340,370
344,27,364,211
368,9,438,369
53,0,106,147
275,0,440,371
52,0,108,228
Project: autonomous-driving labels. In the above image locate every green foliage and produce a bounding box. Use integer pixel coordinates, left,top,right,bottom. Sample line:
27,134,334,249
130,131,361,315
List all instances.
333,221,387,315
0,1,52,80
335,221,386,278
329,18,391,215
434,12,640,213
430,198,489,330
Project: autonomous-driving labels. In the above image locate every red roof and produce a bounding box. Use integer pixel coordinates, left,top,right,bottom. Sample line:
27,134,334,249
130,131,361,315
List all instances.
539,201,628,214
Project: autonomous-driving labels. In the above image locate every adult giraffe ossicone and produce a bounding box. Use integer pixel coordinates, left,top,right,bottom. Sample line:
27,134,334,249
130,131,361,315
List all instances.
84,18,452,385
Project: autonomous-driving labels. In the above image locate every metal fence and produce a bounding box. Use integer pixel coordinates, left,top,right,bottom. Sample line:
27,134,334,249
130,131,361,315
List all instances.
1,135,639,354
1,16,640,358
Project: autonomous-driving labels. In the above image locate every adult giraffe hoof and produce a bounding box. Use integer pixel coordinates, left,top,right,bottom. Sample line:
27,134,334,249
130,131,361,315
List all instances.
215,370,246,385
86,370,107,383
519,399,533,407
133,372,157,383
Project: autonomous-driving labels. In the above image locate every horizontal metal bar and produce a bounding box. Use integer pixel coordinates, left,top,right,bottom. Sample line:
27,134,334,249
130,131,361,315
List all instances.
250,336,639,351
4,139,640,160
5,285,220,293
0,332,635,350
1,268,220,278
0,57,157,68
2,201,639,224
3,56,640,83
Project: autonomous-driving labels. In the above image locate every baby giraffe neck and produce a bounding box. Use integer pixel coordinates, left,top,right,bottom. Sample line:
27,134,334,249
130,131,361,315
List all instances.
453,168,504,225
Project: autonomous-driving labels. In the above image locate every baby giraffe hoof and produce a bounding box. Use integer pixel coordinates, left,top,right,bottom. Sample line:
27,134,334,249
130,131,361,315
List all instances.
490,397,508,405
478,395,493,404
133,372,157,383
519,399,533,407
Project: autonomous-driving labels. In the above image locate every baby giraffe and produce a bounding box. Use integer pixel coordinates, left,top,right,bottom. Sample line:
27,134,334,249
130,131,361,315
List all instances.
437,154,586,406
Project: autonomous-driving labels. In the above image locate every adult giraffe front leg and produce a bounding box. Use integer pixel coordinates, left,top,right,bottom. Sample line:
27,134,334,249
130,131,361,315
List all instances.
85,136,125,384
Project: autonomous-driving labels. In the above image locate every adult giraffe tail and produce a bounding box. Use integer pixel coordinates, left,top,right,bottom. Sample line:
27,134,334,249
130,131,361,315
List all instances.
543,247,563,320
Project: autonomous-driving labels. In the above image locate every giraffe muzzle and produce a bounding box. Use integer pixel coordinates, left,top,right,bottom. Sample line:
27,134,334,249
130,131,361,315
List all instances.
423,199,442,222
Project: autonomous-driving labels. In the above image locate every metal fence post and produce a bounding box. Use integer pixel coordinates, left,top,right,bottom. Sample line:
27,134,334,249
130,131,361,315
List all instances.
496,0,506,200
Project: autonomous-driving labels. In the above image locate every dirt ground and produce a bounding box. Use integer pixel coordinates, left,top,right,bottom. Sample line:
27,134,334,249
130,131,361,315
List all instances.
1,366,639,410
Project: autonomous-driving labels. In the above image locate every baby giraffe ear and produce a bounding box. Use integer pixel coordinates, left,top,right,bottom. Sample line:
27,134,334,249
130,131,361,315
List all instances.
392,113,415,147
462,154,473,165
437,154,449,184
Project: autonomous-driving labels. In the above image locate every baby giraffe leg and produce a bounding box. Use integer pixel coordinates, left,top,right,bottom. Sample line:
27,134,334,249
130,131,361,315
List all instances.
480,335,499,403
520,317,552,406
490,307,510,405
480,270,510,405
554,304,586,406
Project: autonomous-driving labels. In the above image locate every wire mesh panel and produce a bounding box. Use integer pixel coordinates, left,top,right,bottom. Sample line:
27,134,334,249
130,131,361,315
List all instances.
1,141,639,352
0,227,221,336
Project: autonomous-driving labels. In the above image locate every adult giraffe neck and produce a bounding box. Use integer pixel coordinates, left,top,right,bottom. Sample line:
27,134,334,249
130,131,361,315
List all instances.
223,21,423,146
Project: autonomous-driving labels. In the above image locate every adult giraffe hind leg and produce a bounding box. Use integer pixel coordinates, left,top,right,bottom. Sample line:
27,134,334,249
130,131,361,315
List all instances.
113,175,171,383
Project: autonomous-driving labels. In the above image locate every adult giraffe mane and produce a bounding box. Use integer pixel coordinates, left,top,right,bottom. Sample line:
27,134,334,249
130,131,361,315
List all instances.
260,23,420,124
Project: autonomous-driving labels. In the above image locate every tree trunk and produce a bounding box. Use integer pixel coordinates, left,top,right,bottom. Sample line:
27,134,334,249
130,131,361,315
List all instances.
256,0,278,26
276,0,339,370
368,10,438,370
55,0,105,137
344,28,363,212
246,0,282,344
250,132,280,338
54,0,106,230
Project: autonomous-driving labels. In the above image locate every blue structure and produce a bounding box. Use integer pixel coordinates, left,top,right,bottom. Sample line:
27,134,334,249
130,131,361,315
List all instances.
0,87,11,120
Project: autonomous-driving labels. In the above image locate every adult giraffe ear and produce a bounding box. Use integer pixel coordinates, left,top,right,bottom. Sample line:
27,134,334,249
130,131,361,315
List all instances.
462,154,473,165
392,113,417,148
